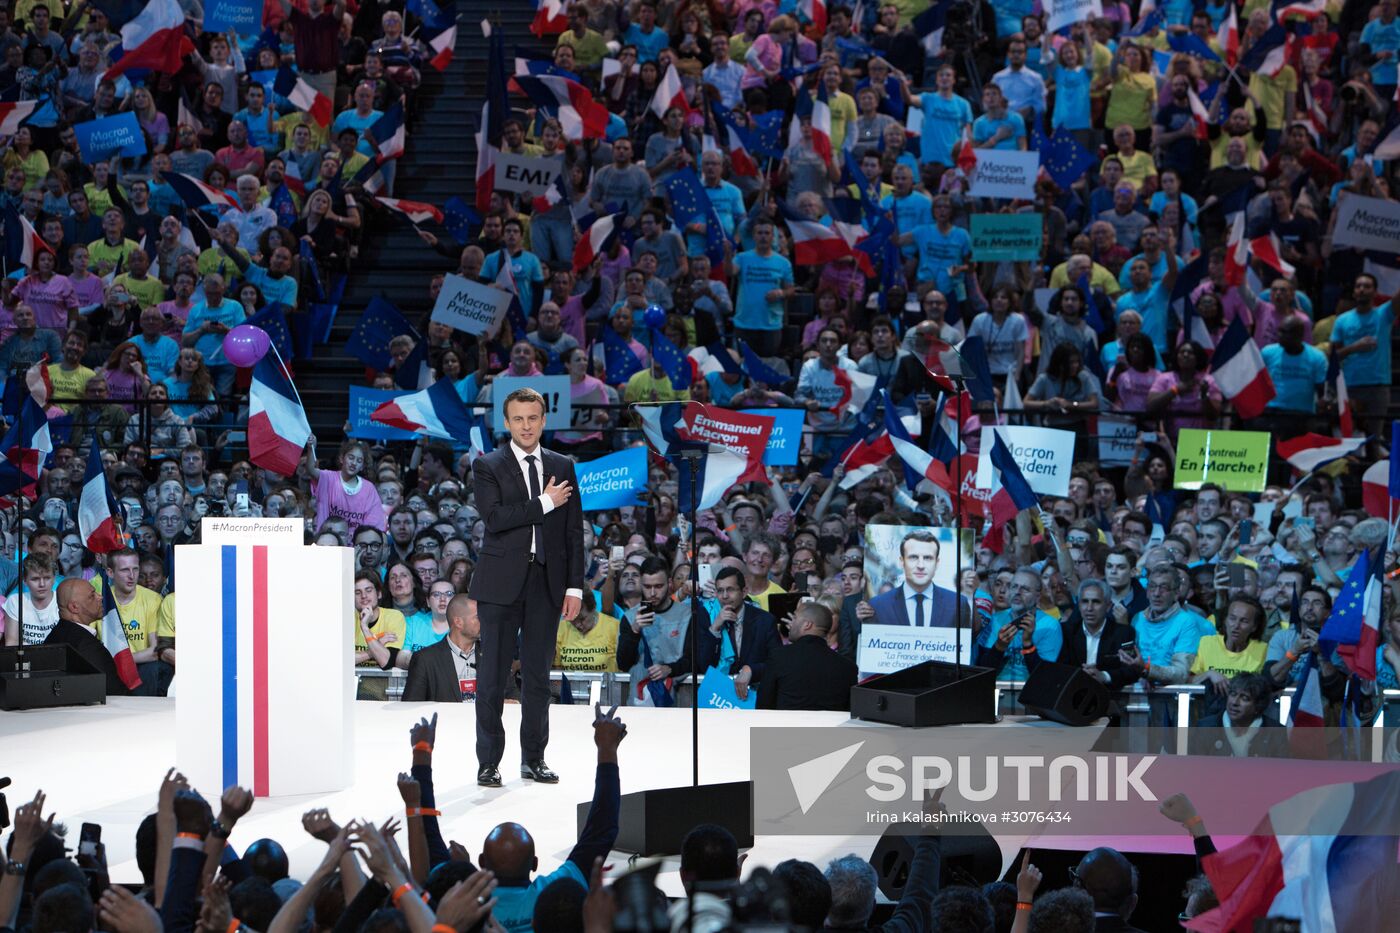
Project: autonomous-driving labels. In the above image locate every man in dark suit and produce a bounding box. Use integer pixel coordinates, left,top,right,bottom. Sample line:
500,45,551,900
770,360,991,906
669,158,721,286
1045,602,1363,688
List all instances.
403,594,482,703
1071,847,1148,933
710,566,782,701
45,578,128,696
468,388,585,788
1059,580,1139,690
758,601,857,711
868,531,969,628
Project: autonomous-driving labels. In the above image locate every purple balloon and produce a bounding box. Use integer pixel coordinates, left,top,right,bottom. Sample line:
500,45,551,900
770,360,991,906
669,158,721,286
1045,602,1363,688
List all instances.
223,324,271,367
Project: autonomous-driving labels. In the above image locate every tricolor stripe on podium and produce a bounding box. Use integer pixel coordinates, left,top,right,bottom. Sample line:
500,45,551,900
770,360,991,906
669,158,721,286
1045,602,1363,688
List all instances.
219,544,272,795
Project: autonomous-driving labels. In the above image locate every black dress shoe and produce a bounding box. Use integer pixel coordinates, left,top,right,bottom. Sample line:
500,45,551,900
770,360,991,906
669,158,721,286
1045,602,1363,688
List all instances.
477,766,502,787
520,760,559,783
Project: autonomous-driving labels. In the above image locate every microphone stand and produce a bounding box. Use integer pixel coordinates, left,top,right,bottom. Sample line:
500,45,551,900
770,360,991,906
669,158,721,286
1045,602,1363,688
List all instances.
674,448,704,788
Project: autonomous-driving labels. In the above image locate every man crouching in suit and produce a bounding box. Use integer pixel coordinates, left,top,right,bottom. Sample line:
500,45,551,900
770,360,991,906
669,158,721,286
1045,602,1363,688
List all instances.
402,594,523,703
469,388,585,788
868,531,968,628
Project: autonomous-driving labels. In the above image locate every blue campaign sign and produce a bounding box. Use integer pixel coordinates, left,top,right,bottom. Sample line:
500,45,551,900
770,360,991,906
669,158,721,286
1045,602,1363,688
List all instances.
205,0,263,34
73,113,146,161
696,666,758,710
575,446,647,512
741,408,804,466
347,386,417,442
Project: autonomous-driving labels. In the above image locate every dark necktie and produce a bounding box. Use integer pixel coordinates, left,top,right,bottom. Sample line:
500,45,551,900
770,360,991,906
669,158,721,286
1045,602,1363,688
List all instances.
914,592,926,628
526,454,544,562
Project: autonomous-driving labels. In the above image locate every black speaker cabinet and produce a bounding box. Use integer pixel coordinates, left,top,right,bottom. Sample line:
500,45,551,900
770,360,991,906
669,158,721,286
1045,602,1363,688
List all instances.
870,823,1003,898
579,780,753,855
850,660,998,727
1019,661,1110,726
0,644,105,710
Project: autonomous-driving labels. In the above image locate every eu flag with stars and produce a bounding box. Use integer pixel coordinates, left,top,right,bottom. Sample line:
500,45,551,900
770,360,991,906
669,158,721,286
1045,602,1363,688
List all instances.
663,167,727,267
1076,272,1106,335
1167,32,1221,63
270,183,298,230
347,297,417,371
442,196,477,244
649,327,691,389
300,237,325,302
1319,548,1375,649
704,340,744,375
749,111,785,159
1033,127,1096,190
406,0,455,31
244,303,293,361
1123,7,1165,38
739,339,790,388
602,326,645,385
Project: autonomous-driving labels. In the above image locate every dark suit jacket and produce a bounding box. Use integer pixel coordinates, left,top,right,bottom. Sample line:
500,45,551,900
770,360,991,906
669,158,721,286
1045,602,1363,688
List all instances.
758,635,858,711
869,583,967,629
836,592,862,663
1188,713,1290,758
401,638,462,703
468,444,584,606
1056,619,1140,689
721,603,783,684
44,619,129,697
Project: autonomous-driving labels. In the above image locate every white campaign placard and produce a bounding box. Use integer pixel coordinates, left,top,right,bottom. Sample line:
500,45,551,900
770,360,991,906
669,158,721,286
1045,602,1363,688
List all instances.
968,149,1039,200
493,152,563,196
1097,415,1139,467
1047,0,1103,33
491,375,572,431
430,274,514,336
975,424,1075,496
1330,193,1400,255
857,624,973,677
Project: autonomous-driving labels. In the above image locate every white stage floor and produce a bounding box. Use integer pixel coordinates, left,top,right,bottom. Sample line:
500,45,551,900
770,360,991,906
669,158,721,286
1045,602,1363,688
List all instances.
2,698,1188,895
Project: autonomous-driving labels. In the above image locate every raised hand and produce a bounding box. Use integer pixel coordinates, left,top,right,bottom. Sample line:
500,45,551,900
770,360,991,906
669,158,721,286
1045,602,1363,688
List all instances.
593,703,627,761
8,790,55,859
194,876,232,933
543,475,573,508
218,785,254,827
435,871,498,932
397,772,422,808
302,808,342,843
1015,850,1042,903
99,886,164,933
410,712,438,751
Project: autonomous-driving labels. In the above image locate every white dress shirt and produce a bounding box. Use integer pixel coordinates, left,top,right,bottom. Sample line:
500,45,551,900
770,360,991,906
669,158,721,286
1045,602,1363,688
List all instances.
508,441,581,601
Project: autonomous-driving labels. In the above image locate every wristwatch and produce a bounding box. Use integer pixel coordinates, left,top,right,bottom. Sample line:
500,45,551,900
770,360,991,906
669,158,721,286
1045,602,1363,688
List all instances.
209,820,231,840
3,860,25,876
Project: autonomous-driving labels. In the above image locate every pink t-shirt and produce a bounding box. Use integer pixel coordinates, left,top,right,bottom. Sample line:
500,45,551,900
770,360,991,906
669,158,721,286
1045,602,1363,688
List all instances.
312,472,387,533
1148,371,1222,432
157,300,193,337
1113,367,1160,414
68,273,106,312
13,274,78,331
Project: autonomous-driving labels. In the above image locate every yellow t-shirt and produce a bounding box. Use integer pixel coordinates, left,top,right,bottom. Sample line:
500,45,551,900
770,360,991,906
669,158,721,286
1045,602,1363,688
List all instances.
111,273,166,311
92,584,165,654
557,29,609,69
354,607,408,664
1190,635,1268,679
623,368,690,403
554,614,621,672
157,593,176,638
1209,130,1266,170
1050,261,1122,296
1249,66,1297,137
748,580,786,613
47,363,96,412
1105,71,1156,130
846,181,893,201
197,246,250,279
1116,150,1158,191
275,114,329,150
83,184,114,216
86,237,139,272
827,91,857,154
3,149,49,191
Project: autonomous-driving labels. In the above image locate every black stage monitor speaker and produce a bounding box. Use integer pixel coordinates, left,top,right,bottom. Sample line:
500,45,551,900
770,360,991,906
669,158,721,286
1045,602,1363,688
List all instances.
870,824,1003,899
0,644,105,711
578,781,753,855
850,660,998,727
1019,661,1110,726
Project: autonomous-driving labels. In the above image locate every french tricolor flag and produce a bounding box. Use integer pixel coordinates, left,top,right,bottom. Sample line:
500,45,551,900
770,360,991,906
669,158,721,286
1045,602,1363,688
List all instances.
16,214,52,270
376,197,445,225
711,100,760,178
803,82,834,165
97,570,142,692
425,24,456,71
103,0,193,80
529,0,568,37
832,366,877,416
0,396,51,498
1190,772,1400,931
1216,3,1238,65
1209,317,1275,419
369,103,406,162
779,202,852,266
836,424,894,490
0,100,37,136
513,74,610,142
798,0,827,34
166,172,239,211
986,429,1039,524
1187,87,1211,140
78,436,123,553
573,211,623,273
1275,433,1366,474
370,378,493,459
273,65,333,128
476,21,508,213
248,355,312,477
650,63,691,120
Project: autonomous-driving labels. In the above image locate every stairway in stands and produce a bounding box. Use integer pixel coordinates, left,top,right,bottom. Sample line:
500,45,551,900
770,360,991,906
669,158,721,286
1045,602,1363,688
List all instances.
295,2,545,442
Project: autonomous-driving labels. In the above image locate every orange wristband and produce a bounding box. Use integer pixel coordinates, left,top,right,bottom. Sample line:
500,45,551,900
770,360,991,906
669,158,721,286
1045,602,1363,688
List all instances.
405,808,440,818
412,741,432,753
1285,651,1298,662
1021,645,1037,656
177,832,204,841
390,882,415,908
1184,815,1203,828
372,631,393,642
432,926,456,933
226,920,241,933
1016,902,1033,911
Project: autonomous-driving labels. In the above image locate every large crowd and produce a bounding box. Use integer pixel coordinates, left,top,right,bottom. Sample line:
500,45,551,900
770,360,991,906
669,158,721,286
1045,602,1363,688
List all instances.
1,0,1399,928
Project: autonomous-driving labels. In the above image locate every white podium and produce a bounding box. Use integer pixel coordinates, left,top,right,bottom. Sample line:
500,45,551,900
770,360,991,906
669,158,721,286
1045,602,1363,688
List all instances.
175,534,355,797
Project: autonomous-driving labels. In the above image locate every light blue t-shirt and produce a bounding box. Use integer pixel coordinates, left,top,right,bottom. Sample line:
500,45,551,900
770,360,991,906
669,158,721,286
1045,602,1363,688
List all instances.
911,224,971,294
978,607,1063,681
183,298,246,368
233,107,280,151
1261,343,1326,412
401,613,446,654
1115,282,1170,353
1132,607,1204,669
732,250,793,331
972,111,1026,150
132,334,180,383
481,248,546,321
1051,66,1092,131
330,107,383,157
1331,302,1394,386
623,23,670,62
688,180,744,256
492,861,588,933
881,190,933,258
245,265,299,308
1361,18,1400,87
918,91,974,166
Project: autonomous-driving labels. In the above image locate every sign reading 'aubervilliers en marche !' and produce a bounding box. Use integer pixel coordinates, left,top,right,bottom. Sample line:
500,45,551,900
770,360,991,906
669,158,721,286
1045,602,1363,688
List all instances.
970,214,1043,261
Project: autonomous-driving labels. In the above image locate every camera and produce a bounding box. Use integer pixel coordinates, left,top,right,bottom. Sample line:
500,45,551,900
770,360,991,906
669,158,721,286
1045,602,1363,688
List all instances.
942,0,982,53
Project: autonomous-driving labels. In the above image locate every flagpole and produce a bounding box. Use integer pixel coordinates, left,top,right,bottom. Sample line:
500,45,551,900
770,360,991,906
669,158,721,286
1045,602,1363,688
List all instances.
265,340,306,410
